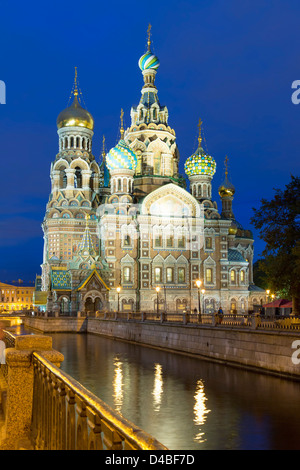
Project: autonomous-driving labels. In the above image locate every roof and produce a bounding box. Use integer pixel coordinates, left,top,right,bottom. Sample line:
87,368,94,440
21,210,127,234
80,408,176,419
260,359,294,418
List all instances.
76,269,110,291
263,299,292,308
228,249,246,262
248,284,265,292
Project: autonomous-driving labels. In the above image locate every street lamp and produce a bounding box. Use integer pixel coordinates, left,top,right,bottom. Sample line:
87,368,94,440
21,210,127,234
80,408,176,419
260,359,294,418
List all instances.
201,289,205,316
155,286,160,317
266,289,270,303
116,286,121,313
195,280,202,322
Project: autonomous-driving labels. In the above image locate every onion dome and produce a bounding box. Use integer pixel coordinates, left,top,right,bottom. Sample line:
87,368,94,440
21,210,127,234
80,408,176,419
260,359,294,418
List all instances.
218,178,235,198
138,24,160,71
218,156,235,197
106,110,138,171
139,52,160,71
184,119,216,177
57,68,94,131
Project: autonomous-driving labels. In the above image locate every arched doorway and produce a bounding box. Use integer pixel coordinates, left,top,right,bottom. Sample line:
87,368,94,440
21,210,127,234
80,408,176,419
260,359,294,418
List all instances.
84,295,103,316
60,296,69,315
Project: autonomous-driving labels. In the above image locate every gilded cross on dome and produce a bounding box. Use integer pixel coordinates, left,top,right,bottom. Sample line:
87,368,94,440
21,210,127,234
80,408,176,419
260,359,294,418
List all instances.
147,23,152,51
198,118,203,146
120,108,124,139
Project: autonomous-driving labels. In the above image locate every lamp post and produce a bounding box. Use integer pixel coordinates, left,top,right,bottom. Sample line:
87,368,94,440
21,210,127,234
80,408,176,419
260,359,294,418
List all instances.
195,279,202,323
266,289,270,303
155,286,160,317
116,286,121,314
201,289,205,317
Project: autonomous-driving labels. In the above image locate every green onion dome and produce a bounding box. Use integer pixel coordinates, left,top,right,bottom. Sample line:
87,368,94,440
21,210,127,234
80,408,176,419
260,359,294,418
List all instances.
106,139,138,172
138,51,160,71
184,147,216,177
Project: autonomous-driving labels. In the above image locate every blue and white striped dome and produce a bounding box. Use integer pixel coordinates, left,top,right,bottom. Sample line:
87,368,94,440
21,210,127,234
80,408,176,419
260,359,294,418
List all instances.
106,139,138,171
138,52,160,71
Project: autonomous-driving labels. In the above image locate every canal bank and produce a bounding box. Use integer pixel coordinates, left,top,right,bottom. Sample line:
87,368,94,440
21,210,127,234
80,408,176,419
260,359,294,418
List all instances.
23,317,300,381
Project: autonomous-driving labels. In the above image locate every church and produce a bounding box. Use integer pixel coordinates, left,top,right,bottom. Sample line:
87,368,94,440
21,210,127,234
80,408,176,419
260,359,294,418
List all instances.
34,27,266,316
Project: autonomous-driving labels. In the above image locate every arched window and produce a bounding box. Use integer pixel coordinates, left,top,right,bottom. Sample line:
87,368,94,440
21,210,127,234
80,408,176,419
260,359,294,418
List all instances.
76,137,80,148
60,169,67,188
231,270,236,283
74,167,82,188
123,267,131,282
166,267,174,283
205,237,212,249
70,137,74,148
206,268,213,284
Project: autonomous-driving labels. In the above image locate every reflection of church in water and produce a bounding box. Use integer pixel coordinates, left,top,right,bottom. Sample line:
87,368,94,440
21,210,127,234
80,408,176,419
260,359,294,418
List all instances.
36,27,265,315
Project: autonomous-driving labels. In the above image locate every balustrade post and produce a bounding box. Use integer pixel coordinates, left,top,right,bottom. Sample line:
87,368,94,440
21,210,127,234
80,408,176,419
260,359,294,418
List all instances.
251,313,261,329
0,335,63,450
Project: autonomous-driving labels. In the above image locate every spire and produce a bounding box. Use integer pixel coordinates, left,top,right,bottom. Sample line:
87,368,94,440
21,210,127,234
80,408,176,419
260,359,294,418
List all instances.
120,108,124,139
73,66,79,97
225,155,229,178
102,135,106,158
78,214,97,259
147,23,152,52
197,118,203,147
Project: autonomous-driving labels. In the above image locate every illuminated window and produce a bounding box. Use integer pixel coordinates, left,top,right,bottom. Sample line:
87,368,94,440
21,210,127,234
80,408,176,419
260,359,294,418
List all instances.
240,270,245,282
124,235,131,246
166,267,173,283
178,236,185,248
178,268,185,283
123,267,131,282
154,235,162,247
231,270,236,283
206,268,213,283
166,236,174,247
205,237,212,249
154,267,162,283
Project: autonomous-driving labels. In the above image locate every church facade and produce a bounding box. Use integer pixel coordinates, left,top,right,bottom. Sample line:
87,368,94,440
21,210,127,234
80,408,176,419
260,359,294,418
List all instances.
36,30,266,316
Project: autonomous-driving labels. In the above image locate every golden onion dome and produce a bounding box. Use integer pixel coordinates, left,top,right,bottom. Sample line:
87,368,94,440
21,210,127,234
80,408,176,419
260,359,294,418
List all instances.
57,93,94,130
218,156,235,197
218,179,235,198
228,223,238,235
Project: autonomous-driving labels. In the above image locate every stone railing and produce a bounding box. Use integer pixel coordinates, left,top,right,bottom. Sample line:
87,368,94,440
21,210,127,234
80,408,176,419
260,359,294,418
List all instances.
26,310,300,332
31,353,167,450
0,331,167,450
94,311,300,331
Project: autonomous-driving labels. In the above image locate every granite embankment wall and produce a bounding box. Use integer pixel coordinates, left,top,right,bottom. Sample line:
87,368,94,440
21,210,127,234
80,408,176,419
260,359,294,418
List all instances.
23,317,300,380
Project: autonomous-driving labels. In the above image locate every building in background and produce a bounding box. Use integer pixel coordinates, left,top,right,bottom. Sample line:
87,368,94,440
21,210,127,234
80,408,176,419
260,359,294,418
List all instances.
36,27,266,315
0,282,34,312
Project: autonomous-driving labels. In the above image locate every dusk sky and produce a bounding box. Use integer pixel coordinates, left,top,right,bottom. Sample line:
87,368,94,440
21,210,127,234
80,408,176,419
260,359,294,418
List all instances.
0,0,299,284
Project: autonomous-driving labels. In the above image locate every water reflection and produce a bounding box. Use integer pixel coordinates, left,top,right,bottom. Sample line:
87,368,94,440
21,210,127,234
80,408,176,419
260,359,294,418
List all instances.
193,380,210,443
48,332,300,450
113,357,123,413
152,363,163,411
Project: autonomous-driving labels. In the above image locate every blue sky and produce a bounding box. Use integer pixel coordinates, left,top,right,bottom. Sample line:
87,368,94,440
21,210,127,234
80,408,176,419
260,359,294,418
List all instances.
0,0,299,283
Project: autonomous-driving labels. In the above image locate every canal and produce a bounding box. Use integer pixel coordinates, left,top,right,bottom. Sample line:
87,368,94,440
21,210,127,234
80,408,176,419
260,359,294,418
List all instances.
35,330,300,451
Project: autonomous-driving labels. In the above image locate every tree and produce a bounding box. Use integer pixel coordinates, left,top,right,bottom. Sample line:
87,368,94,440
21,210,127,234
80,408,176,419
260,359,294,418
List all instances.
251,175,300,315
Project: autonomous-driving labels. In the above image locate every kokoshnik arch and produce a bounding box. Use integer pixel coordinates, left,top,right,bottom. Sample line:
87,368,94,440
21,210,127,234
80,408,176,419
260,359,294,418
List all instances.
34,26,266,315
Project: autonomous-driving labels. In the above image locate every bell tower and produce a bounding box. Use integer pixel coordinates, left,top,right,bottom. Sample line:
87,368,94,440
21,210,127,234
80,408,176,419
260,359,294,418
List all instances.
41,68,101,291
